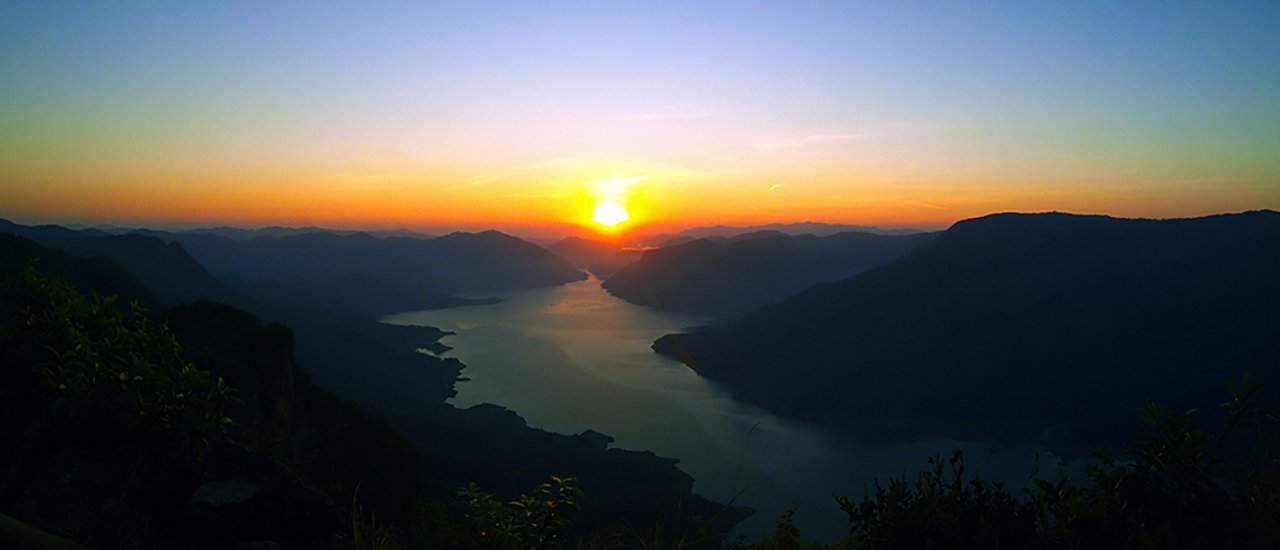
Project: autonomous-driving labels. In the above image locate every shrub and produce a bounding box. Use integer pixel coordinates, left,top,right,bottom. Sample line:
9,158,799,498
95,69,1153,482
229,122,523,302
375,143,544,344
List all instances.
0,267,232,447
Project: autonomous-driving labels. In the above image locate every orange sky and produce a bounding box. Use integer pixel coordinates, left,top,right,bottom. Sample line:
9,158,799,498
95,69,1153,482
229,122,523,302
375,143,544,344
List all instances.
4,153,1275,240
2,3,1278,240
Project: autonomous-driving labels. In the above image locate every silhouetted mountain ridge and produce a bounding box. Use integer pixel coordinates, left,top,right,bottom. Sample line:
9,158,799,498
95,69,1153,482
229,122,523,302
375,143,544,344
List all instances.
547,236,644,278
605,231,936,318
138,227,586,295
1,219,585,317
52,234,244,306
0,233,160,308
654,210,1280,455
640,221,923,246
0,218,108,242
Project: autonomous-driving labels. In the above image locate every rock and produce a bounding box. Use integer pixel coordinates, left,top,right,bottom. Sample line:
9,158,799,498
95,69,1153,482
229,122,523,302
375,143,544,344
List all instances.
192,479,258,506
180,443,341,549
7,432,195,549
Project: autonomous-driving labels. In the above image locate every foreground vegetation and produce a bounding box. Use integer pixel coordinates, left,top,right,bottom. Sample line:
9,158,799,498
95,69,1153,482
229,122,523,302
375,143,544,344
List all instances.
2,268,1277,549
353,378,1280,550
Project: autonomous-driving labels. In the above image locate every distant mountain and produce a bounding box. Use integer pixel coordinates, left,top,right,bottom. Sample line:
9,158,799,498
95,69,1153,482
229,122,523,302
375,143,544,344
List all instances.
641,221,922,246
0,220,250,308
604,231,935,318
247,271,500,316
546,236,643,278
0,218,108,242
653,230,795,249
2,219,583,317
136,229,585,294
654,211,1280,455
179,225,433,240
51,234,244,307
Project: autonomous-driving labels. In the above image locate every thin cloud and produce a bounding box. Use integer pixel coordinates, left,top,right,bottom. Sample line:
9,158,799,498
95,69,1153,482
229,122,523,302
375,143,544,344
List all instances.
516,156,611,172
749,133,868,151
749,122,949,152
630,105,721,121
327,172,412,190
918,203,954,211
767,183,785,192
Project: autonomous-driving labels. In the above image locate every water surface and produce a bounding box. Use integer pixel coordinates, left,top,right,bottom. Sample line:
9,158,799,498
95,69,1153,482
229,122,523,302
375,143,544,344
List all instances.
385,276,1051,540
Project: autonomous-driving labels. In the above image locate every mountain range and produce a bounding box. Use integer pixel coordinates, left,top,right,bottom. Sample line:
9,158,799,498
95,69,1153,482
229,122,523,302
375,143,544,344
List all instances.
605,231,936,318
654,211,1280,455
0,222,747,542
639,221,923,247
2,219,585,317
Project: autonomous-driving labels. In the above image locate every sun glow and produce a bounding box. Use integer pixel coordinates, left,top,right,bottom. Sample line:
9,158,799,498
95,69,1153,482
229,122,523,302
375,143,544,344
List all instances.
576,175,644,232
592,202,630,227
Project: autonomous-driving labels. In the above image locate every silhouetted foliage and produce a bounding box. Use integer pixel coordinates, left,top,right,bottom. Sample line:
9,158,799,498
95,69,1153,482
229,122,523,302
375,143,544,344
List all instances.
0,267,232,448
455,475,582,549
831,377,1279,549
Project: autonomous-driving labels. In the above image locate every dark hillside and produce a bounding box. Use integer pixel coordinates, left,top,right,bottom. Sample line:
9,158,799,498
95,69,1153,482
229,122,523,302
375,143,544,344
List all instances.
605,231,935,318
53,234,243,306
655,211,1280,454
0,233,159,308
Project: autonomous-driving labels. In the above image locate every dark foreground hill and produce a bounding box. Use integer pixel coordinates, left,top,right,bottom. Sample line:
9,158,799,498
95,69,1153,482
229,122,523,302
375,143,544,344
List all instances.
605,231,935,318
654,211,1280,454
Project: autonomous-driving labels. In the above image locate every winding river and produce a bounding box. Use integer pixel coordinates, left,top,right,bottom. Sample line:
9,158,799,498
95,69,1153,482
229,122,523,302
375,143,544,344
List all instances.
384,276,1051,540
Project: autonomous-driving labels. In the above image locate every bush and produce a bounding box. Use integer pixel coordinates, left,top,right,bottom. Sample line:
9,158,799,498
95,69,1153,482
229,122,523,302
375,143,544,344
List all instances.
834,376,1279,549
457,475,583,550
0,268,232,447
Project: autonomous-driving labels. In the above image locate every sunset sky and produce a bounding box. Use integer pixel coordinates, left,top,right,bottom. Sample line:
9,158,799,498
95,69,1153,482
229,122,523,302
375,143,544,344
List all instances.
2,2,1278,238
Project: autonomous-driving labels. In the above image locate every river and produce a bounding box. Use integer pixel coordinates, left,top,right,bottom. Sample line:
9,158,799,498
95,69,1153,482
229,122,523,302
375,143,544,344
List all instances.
383,276,1052,541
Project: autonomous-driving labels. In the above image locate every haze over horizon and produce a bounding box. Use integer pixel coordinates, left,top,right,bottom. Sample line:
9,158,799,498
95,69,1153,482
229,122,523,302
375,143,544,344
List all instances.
3,1,1278,237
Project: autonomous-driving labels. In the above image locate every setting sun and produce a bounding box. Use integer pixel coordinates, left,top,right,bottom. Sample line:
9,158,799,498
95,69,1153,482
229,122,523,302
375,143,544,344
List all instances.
592,202,630,227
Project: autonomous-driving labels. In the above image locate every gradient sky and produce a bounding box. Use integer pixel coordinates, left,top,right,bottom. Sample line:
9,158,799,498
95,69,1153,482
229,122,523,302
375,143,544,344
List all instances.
2,1,1278,237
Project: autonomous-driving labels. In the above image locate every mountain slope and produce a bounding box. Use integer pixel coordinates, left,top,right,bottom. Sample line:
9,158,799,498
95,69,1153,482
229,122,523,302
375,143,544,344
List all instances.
0,218,107,242
546,236,643,278
654,211,1280,453
604,231,935,318
0,233,160,308
52,234,244,306
0,231,749,540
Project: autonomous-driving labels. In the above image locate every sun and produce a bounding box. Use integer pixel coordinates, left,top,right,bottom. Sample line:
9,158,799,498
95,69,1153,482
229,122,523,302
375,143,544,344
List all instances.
592,202,630,227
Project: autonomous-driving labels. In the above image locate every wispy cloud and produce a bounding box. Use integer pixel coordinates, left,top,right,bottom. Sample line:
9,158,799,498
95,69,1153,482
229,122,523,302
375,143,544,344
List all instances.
917,203,954,211
327,172,412,190
749,122,950,152
767,183,785,192
630,104,721,121
462,175,499,187
516,156,610,172
749,133,868,151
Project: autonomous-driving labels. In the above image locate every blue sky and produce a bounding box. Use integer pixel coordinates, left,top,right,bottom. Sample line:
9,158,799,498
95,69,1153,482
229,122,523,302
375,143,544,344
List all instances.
2,1,1277,232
